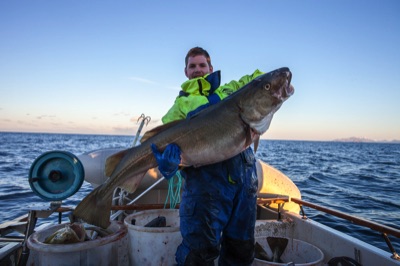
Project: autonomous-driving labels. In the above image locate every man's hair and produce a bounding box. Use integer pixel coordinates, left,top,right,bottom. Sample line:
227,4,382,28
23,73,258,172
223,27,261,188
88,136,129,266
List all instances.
185,47,212,68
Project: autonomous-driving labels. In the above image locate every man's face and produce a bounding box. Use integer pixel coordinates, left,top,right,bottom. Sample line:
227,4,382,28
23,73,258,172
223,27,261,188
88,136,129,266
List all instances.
185,55,213,79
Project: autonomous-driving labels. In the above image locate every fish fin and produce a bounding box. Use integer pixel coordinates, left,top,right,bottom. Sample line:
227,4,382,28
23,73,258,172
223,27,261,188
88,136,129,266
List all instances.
119,171,148,193
105,149,129,177
244,125,253,148
72,185,112,228
253,135,260,153
140,120,183,143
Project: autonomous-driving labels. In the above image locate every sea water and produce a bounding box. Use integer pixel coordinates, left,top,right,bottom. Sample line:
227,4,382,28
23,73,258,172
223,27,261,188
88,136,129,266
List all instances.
0,132,399,252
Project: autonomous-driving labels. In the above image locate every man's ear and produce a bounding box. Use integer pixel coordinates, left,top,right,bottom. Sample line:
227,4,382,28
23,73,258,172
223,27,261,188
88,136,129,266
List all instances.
184,67,189,78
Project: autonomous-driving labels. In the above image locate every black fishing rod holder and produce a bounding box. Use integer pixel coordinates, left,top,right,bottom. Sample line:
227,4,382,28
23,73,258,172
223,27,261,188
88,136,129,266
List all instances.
18,201,63,266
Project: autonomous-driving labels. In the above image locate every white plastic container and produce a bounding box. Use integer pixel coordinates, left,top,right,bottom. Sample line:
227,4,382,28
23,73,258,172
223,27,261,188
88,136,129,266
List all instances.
253,237,324,266
124,209,181,266
27,221,128,266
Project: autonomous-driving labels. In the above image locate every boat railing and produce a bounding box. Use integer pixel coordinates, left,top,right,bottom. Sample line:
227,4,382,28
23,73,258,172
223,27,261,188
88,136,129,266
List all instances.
291,197,400,261
257,195,400,261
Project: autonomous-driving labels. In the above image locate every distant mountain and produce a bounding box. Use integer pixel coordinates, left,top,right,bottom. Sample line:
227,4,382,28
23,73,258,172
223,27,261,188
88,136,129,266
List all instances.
333,137,400,143
333,137,374,143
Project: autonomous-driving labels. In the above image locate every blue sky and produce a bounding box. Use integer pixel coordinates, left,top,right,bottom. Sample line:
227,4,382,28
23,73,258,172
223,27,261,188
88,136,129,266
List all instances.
1,0,399,141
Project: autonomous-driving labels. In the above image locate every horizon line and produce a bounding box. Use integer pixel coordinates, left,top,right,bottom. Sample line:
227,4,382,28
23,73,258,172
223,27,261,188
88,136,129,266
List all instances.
1,130,399,144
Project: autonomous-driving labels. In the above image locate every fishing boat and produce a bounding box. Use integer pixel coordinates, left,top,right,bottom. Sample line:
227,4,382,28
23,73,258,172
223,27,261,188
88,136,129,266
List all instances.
1,146,399,266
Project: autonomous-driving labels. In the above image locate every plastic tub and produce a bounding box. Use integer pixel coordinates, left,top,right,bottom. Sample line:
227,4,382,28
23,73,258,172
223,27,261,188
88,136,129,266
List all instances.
124,209,181,266
253,237,324,266
27,221,128,266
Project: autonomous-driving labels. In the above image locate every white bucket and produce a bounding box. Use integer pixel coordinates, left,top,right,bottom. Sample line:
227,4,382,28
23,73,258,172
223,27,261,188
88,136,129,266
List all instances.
124,209,181,266
26,221,128,266
253,237,324,266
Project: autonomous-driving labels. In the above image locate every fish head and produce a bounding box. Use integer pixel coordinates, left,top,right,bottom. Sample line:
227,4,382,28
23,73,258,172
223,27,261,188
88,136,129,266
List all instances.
239,67,294,136
264,67,294,101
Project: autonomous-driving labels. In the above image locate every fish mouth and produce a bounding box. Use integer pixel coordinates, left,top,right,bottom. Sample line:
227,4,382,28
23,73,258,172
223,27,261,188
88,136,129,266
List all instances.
283,69,294,98
271,68,294,100
286,84,294,98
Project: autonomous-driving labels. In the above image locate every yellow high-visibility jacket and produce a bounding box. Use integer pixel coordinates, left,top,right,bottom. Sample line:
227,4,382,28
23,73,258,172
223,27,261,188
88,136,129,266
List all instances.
162,69,264,124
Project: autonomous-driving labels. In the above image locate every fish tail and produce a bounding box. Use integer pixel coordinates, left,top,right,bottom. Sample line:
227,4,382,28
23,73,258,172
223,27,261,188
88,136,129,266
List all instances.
72,185,112,229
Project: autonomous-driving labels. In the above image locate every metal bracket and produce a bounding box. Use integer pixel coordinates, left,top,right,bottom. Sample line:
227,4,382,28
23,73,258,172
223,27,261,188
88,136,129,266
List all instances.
17,201,63,266
299,205,308,220
382,233,400,261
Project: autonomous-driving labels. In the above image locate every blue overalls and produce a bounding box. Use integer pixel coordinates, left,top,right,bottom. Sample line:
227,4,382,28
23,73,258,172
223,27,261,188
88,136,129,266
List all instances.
175,149,258,265
175,72,259,265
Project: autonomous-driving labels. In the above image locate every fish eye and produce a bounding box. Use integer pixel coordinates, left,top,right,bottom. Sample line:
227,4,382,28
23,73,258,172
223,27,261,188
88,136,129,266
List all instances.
264,84,271,91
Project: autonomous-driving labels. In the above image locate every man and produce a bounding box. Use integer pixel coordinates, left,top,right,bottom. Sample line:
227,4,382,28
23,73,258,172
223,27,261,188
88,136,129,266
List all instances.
152,47,263,265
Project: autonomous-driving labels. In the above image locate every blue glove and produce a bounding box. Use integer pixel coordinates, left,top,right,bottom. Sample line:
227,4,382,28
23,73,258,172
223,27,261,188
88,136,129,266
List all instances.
151,143,181,179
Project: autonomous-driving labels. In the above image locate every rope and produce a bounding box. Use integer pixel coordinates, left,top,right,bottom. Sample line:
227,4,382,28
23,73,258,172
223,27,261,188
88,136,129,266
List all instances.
164,171,183,209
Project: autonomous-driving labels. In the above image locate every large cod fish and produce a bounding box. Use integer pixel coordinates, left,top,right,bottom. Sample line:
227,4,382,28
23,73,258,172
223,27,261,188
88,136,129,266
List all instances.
73,67,294,228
